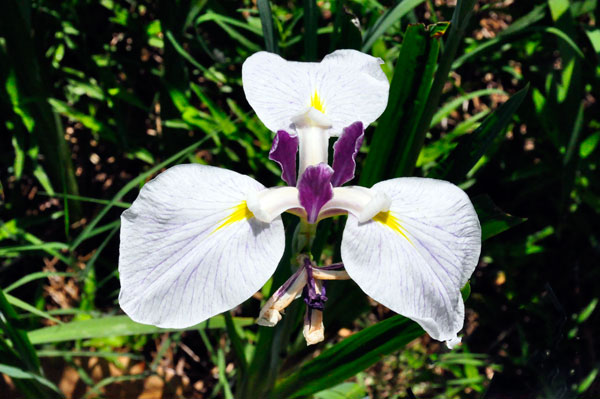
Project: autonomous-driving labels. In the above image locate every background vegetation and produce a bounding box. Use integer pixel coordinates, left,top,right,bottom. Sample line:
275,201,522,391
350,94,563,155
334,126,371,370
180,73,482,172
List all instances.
1,0,599,398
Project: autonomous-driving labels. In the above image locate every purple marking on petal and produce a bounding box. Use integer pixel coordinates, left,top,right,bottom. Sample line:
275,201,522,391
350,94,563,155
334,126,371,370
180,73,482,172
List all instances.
269,130,299,186
297,163,334,224
331,121,364,187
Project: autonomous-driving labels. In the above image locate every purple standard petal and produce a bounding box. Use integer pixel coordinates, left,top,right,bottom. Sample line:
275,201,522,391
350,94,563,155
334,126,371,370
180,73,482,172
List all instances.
331,122,364,187
269,130,299,186
297,163,334,224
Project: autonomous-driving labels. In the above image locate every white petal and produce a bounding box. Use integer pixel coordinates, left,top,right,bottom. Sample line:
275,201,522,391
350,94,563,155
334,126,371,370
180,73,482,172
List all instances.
340,178,481,343
318,50,389,135
297,126,330,175
319,186,390,222
242,52,314,133
246,186,301,223
119,164,285,328
242,50,389,136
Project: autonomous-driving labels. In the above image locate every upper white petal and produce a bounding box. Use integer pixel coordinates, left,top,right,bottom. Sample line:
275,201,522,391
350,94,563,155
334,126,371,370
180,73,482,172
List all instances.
118,164,285,328
242,50,389,136
340,178,481,343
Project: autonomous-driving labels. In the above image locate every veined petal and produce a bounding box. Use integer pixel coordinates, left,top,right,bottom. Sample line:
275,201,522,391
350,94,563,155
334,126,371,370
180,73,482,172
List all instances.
318,50,389,136
242,50,389,137
340,178,481,343
119,164,285,328
331,122,364,187
269,130,299,186
298,164,334,224
319,186,390,222
246,186,302,223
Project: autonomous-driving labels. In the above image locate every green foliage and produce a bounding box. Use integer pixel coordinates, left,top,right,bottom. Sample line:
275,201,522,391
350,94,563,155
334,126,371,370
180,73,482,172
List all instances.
1,0,599,398
272,316,423,398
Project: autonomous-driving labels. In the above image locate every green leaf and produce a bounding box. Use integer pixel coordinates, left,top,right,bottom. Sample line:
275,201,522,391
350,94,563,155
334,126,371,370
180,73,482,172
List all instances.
303,0,318,60
48,98,116,143
579,131,600,158
271,315,423,398
0,242,69,257
164,30,213,78
361,0,427,52
0,289,57,398
461,282,471,301
5,293,63,324
360,23,442,186
577,367,599,394
214,19,261,52
430,89,505,128
453,25,583,70
330,4,362,51
473,195,526,241
576,298,598,324
585,27,600,59
27,315,254,345
431,84,529,182
257,0,279,53
428,21,450,37
0,364,62,395
224,311,248,375
314,382,367,399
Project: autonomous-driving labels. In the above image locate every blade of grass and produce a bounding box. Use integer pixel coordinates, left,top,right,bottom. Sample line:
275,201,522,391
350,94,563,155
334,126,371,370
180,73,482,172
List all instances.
224,311,248,375
38,192,131,208
36,350,143,360
361,0,426,52
360,22,447,186
0,290,41,372
0,364,62,395
430,88,506,127
257,0,279,53
0,242,69,257
27,314,253,344
430,84,529,182
304,0,319,60
5,293,63,324
218,347,235,399
271,315,423,398
473,195,526,241
1,0,80,219
397,0,477,177
214,19,262,52
4,271,75,293
330,2,362,51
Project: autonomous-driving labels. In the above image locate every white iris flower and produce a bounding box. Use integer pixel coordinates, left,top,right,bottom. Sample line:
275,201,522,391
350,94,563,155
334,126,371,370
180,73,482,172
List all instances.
118,50,481,348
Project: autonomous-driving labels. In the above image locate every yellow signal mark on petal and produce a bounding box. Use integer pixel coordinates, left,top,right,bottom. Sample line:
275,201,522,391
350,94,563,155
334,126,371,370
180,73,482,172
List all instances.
212,201,254,234
373,211,414,246
310,90,326,114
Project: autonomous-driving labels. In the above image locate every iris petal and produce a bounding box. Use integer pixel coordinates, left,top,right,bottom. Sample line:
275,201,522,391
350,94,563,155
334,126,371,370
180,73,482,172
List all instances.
242,50,389,137
269,130,299,186
119,164,285,328
297,164,334,224
340,178,481,344
331,122,364,187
